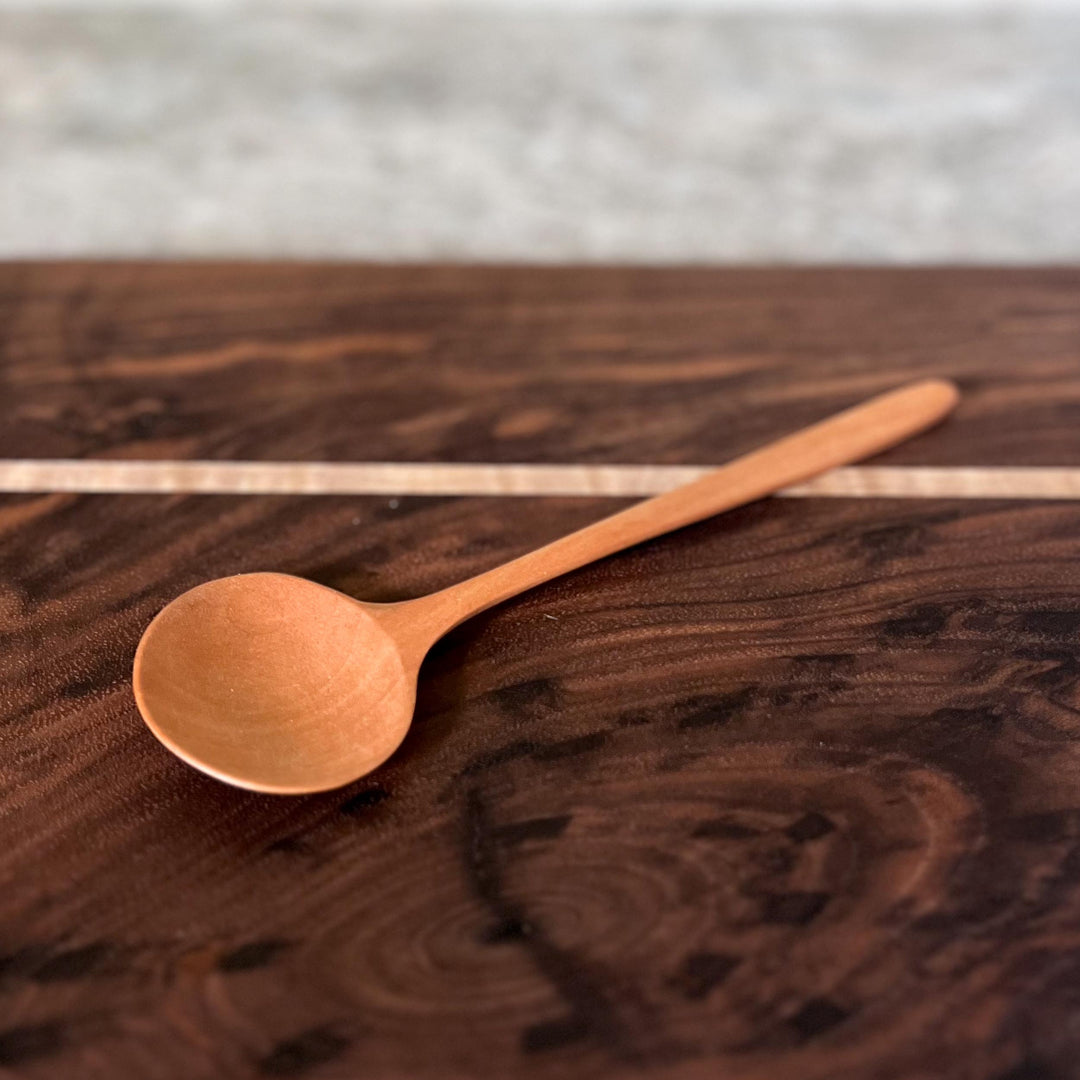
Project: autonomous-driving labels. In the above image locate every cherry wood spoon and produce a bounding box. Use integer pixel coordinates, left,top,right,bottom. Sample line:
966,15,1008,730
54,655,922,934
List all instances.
133,379,958,794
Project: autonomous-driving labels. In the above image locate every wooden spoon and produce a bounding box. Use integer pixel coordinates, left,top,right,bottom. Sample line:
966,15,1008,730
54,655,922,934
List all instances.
133,379,958,794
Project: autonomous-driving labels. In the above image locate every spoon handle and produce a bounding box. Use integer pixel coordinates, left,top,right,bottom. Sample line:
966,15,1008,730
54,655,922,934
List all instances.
413,379,959,637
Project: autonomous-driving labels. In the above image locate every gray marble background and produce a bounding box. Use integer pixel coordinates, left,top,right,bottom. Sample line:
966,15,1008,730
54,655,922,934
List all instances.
2,3,1079,261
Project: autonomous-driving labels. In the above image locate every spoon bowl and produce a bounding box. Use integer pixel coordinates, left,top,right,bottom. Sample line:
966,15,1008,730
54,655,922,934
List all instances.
134,573,417,793
133,380,959,793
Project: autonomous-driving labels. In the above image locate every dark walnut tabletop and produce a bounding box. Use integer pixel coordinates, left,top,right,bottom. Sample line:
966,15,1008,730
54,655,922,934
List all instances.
4,264,1080,1080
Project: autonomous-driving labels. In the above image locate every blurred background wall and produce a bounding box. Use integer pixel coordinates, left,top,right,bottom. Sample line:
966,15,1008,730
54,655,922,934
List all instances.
2,0,1079,261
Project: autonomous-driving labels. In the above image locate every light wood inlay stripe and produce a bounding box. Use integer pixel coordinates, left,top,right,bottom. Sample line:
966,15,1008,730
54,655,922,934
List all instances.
0,461,1078,499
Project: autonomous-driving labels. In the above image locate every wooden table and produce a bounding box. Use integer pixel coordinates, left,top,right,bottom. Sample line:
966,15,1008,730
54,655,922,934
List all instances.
3,265,1080,1080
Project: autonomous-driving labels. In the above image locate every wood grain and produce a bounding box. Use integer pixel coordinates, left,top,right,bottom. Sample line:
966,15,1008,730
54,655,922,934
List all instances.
3,265,1080,1079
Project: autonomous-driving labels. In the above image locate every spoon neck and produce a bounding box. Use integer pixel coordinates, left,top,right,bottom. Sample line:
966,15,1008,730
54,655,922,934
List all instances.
368,584,509,654
367,597,460,662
